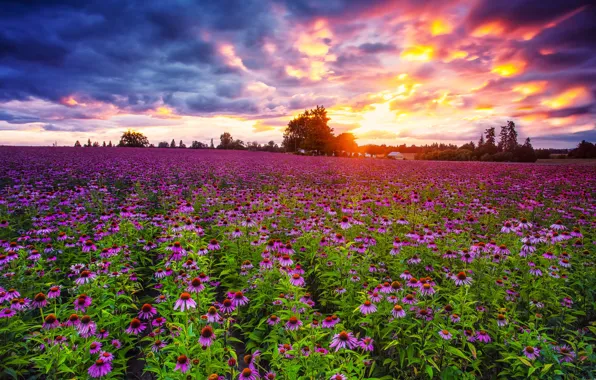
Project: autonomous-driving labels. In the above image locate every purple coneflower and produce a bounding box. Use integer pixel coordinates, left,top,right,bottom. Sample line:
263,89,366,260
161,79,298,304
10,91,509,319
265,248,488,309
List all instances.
359,336,374,351
88,359,112,378
453,271,473,286
232,291,249,306
285,316,302,331
359,300,377,315
219,298,235,313
439,329,452,340
392,304,406,318
0,308,16,318
43,314,60,329
89,341,102,354
238,368,257,380
74,294,92,312
47,286,61,299
174,355,190,373
126,318,146,335
174,293,197,312
151,339,167,352
207,239,220,250
138,303,157,320
556,345,576,362
330,374,347,380
199,326,216,347
267,314,280,326
476,330,491,343
330,331,358,351
75,270,96,285
289,273,305,287
32,293,48,308
187,277,205,293
523,346,540,360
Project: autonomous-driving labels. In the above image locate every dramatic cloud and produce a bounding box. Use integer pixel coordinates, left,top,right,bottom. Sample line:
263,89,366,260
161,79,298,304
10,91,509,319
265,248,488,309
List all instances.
0,0,594,147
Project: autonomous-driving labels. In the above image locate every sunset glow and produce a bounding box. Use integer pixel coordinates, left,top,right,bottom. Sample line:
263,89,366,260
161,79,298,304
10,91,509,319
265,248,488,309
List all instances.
0,1,594,147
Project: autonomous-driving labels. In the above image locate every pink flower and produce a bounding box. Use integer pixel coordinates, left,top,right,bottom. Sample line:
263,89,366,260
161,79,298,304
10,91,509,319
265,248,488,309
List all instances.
330,331,358,351
174,293,196,312
88,359,112,378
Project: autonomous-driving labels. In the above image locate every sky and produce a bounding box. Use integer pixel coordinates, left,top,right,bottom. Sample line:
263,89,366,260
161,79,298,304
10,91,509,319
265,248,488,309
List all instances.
0,0,595,148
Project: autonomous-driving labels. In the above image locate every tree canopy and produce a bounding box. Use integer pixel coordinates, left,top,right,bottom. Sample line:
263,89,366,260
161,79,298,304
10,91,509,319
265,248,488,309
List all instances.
119,130,149,147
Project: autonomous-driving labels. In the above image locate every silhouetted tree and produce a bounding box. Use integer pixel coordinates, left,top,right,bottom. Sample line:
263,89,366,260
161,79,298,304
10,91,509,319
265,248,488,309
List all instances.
179,140,186,148
569,140,596,158
210,138,215,149
283,105,334,154
335,133,358,154
108,141,113,147
119,130,150,147
102,141,106,147
157,141,169,148
74,140,82,147
219,132,234,149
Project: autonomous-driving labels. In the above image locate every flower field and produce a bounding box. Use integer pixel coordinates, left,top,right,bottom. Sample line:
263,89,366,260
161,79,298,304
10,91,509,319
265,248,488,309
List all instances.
0,147,594,379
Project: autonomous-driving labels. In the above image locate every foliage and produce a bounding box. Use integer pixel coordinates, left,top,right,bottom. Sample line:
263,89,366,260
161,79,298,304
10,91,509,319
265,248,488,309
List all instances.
0,147,593,379
118,130,150,148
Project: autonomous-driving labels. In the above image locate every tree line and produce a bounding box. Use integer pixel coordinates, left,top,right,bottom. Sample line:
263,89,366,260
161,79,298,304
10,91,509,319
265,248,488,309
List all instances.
415,121,538,162
74,118,594,162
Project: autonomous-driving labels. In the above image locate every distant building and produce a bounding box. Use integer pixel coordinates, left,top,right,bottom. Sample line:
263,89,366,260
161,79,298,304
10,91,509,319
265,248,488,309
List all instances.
387,151,405,160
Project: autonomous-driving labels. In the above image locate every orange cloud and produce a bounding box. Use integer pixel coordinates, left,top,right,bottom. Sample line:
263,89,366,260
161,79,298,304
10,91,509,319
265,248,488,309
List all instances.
430,19,453,36
541,87,592,109
400,45,434,62
252,121,276,133
491,60,526,77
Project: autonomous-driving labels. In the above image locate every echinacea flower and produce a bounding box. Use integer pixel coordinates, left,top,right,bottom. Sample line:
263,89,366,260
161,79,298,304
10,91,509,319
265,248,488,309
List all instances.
0,308,16,318
438,329,452,340
330,374,347,380
267,314,280,326
187,277,205,293
138,303,157,319
359,337,374,351
523,346,540,360
289,273,305,287
174,293,196,312
89,341,102,354
151,339,167,352
174,355,190,373
125,318,146,335
285,316,302,331
359,300,377,315
88,359,112,378
47,286,61,299
74,294,92,312
43,314,60,329
232,291,249,307
238,368,257,380
476,330,491,343
556,345,576,362
199,326,216,347
330,331,358,351
453,271,472,286
32,293,48,308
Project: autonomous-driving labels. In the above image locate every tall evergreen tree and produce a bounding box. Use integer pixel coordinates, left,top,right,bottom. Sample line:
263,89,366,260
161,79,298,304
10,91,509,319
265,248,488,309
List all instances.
170,139,176,148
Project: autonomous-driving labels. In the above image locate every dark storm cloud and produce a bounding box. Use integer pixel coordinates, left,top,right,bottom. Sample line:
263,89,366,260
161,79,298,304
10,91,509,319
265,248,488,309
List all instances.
0,0,277,114
466,0,590,30
0,110,40,124
186,95,259,114
532,128,596,143
358,43,396,54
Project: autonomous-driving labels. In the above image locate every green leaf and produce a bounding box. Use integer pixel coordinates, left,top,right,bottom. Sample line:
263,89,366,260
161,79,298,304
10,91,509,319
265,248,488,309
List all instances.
518,356,533,367
541,363,553,374
446,346,470,362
